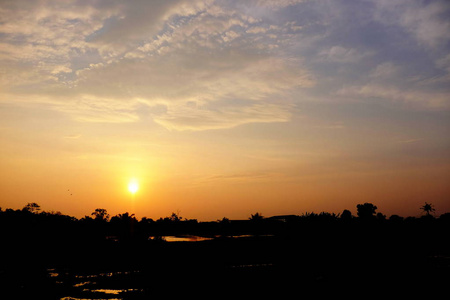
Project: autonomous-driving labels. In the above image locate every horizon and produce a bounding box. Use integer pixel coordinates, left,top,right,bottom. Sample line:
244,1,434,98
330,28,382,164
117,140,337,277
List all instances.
2,201,445,222
1,0,450,222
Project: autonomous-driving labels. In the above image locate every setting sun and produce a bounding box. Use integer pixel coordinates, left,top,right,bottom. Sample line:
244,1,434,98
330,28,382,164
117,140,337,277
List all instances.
128,180,139,194
0,0,449,225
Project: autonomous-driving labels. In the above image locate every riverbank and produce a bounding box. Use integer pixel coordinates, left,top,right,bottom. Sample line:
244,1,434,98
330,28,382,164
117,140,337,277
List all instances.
2,232,449,299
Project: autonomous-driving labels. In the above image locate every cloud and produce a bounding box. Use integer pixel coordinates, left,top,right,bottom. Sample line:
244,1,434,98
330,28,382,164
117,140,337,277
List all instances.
56,96,140,123
337,84,450,110
65,3,314,128
334,54,450,110
254,0,305,9
153,103,292,131
319,46,371,63
72,48,313,127
64,134,82,139
71,46,313,123
85,0,211,54
1,0,449,130
373,0,450,49
435,53,450,76
0,0,317,130
195,170,286,186
369,62,400,79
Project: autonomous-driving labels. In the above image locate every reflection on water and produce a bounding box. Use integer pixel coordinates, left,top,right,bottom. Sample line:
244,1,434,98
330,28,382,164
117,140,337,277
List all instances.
60,297,122,300
48,235,277,299
48,269,143,300
61,298,122,300
73,281,92,287
74,271,133,279
162,235,215,242
47,268,59,277
89,288,122,294
88,288,143,294
149,234,274,242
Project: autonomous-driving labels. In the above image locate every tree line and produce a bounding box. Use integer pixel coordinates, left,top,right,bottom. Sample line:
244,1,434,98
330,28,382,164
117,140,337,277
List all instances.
5,200,442,221
1,201,448,243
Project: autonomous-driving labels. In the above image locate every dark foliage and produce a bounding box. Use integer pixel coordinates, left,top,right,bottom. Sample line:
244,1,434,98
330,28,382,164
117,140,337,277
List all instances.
0,202,449,298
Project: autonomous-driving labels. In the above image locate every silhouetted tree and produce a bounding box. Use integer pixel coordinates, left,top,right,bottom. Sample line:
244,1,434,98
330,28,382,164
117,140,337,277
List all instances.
420,202,435,216
439,213,450,222
111,212,136,222
356,203,377,219
376,212,386,221
22,202,41,213
218,217,230,224
170,212,182,222
318,212,340,219
341,209,353,220
91,208,110,222
80,215,94,222
389,215,404,222
157,212,182,223
140,217,154,224
110,212,137,240
249,212,264,221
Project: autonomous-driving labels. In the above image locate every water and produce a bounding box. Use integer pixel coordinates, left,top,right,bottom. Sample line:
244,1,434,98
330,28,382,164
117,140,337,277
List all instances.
47,269,144,299
149,234,273,242
155,235,215,242
43,234,279,298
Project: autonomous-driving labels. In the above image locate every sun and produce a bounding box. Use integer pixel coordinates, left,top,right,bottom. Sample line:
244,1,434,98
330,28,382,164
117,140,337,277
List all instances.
128,180,139,194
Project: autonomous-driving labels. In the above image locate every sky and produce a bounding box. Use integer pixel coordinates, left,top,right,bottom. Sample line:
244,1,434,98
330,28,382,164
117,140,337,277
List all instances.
0,0,449,221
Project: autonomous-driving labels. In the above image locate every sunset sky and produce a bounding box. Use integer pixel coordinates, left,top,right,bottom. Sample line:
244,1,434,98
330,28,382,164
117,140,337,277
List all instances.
1,0,449,220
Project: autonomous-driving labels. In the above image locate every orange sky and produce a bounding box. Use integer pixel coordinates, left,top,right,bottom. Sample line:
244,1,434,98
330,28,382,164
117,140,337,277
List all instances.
1,0,449,220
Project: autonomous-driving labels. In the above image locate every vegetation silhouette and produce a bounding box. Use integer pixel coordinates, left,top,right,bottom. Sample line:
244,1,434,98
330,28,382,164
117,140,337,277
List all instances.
356,202,378,219
0,202,449,298
421,202,436,216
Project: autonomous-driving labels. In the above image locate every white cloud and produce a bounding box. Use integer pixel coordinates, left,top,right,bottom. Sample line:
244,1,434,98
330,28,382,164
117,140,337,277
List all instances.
154,103,291,131
71,50,313,127
368,62,401,80
337,84,450,110
1,0,449,131
246,26,267,34
374,0,450,49
56,95,140,123
335,56,450,110
436,54,450,73
254,0,305,9
319,46,371,63
0,0,315,130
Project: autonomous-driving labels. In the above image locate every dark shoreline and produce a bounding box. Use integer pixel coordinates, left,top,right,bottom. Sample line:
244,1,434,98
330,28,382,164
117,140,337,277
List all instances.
1,207,449,298
2,230,449,298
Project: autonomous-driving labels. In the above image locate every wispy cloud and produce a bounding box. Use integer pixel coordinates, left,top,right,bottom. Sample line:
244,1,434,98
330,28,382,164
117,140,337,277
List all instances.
197,171,286,185
396,138,423,144
63,134,81,139
374,0,450,49
0,0,449,130
337,83,450,109
319,46,372,63
153,103,292,131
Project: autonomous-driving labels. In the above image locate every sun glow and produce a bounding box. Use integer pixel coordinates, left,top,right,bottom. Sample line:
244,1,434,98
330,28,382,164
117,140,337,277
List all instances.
128,180,139,194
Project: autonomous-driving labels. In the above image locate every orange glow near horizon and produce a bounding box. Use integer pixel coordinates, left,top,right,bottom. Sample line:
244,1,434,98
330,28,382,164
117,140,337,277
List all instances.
0,0,449,222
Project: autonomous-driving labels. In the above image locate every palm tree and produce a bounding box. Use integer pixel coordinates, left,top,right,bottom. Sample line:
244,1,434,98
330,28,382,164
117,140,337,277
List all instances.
420,202,435,216
249,212,264,221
